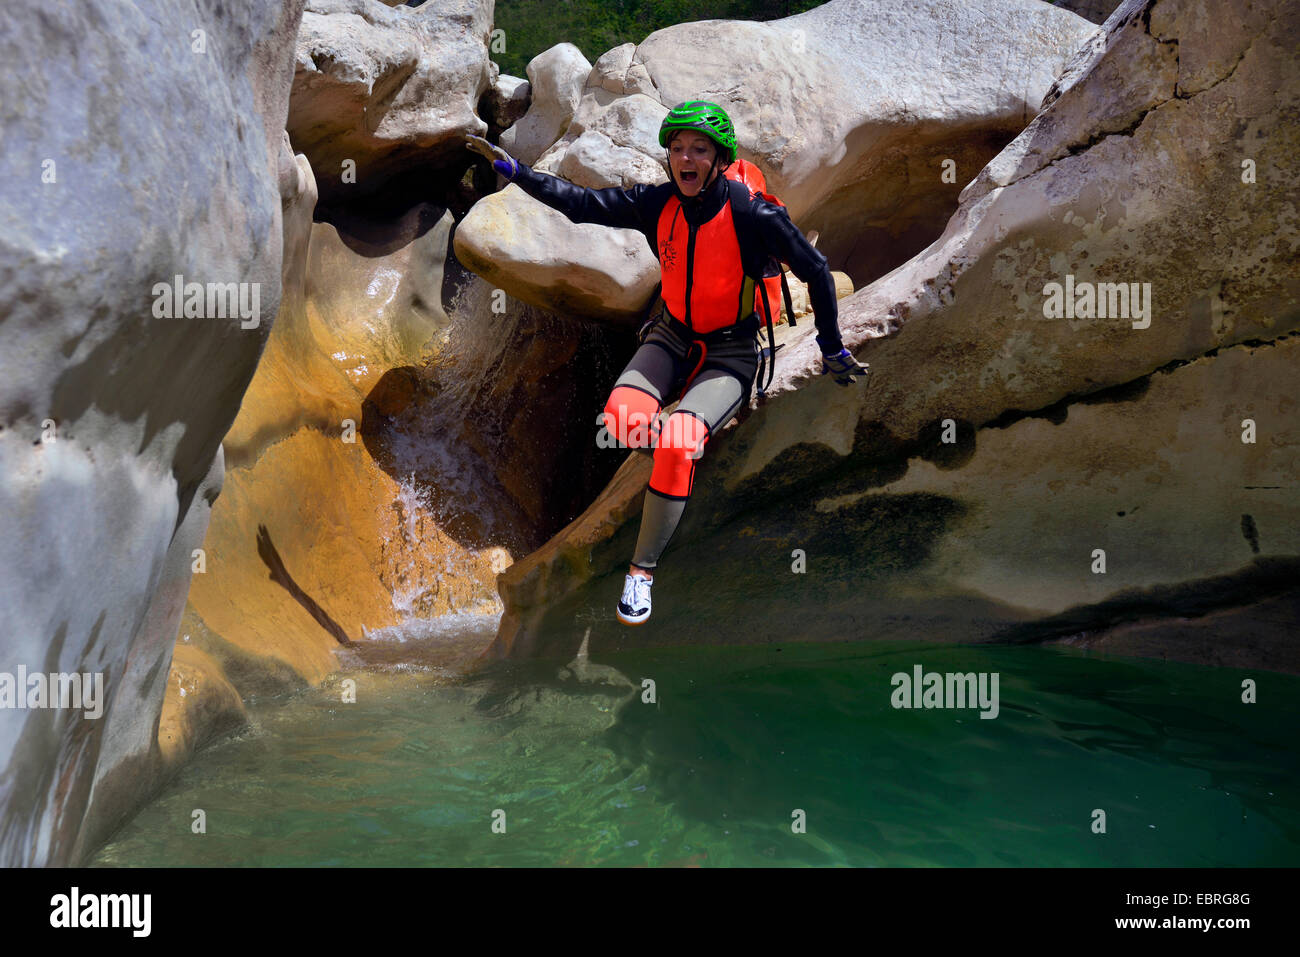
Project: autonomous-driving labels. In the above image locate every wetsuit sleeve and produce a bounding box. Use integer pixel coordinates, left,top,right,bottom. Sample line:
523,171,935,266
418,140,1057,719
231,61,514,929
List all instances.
752,201,844,356
511,163,654,232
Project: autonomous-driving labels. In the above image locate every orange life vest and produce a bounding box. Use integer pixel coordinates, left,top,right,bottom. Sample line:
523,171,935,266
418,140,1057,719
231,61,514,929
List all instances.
653,160,798,396
655,160,792,336
655,191,749,334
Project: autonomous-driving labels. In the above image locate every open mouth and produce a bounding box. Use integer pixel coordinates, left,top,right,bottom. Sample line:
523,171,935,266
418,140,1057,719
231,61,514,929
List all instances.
680,170,698,184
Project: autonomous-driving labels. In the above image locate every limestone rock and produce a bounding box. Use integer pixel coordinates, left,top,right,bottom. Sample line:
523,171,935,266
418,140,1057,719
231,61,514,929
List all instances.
302,216,453,394
1053,0,1126,23
534,92,670,185
460,87,667,319
589,43,637,95
484,72,531,130
157,643,247,770
378,280,632,554
0,0,306,866
453,185,661,324
552,130,670,190
782,269,856,321
499,43,593,165
187,154,504,699
289,0,494,206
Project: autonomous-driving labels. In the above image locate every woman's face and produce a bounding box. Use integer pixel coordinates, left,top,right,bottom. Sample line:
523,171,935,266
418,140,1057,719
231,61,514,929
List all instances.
668,131,720,197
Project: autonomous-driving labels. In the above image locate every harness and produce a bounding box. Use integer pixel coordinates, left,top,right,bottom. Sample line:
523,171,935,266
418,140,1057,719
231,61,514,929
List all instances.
661,312,761,395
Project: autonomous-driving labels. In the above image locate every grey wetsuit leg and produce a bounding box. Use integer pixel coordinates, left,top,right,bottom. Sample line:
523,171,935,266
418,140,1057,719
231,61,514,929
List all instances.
630,336,758,571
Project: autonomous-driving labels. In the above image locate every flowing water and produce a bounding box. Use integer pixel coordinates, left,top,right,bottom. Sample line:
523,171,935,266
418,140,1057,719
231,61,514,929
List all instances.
92,630,1300,867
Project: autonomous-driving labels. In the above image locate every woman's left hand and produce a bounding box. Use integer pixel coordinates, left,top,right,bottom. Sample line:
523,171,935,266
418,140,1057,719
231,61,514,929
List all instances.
821,348,869,386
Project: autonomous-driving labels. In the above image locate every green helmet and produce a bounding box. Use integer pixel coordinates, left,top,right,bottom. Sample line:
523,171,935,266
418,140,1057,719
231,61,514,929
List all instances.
658,100,737,162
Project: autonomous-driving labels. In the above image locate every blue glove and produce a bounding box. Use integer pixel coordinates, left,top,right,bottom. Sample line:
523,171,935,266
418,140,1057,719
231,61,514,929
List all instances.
821,347,868,386
465,134,519,180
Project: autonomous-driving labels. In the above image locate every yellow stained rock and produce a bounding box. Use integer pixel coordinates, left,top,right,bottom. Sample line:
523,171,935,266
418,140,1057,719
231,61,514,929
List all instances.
157,643,246,770
179,187,502,709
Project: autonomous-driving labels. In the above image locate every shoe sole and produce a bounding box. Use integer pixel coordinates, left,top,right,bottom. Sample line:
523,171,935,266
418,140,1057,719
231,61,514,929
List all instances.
616,610,649,626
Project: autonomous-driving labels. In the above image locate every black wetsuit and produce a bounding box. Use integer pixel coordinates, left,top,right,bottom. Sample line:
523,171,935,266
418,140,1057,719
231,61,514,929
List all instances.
511,162,844,571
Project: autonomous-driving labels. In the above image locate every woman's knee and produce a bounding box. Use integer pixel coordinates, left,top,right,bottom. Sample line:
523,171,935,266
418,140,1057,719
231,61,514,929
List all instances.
603,385,661,448
648,411,709,497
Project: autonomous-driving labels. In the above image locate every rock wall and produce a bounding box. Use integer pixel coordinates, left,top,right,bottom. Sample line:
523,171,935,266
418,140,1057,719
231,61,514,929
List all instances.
177,155,506,714
0,0,307,866
1052,0,1126,23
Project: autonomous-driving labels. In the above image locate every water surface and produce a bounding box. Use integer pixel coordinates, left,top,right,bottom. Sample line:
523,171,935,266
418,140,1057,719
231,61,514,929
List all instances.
93,635,1300,867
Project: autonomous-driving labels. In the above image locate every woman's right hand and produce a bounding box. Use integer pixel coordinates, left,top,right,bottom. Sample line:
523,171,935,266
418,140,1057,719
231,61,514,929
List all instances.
465,135,520,180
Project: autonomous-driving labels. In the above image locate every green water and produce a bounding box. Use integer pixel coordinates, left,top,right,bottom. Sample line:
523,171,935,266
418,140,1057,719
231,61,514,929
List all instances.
92,636,1300,867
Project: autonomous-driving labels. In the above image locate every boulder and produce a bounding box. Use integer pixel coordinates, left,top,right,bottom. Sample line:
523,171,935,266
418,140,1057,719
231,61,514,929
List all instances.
498,43,592,166
288,0,494,207
552,130,670,190
483,72,531,131
453,185,661,324
534,92,670,186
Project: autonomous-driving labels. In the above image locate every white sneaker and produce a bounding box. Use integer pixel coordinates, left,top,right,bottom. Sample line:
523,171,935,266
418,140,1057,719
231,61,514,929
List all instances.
616,573,653,626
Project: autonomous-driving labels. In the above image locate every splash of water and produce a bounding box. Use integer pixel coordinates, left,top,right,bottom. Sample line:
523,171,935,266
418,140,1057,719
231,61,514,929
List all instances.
361,276,527,645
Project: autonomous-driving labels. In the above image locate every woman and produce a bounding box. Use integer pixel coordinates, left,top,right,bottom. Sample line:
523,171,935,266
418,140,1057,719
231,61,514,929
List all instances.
467,100,867,626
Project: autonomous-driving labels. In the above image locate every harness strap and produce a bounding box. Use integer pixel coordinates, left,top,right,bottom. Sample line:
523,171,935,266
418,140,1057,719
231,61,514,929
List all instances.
756,280,777,396
683,340,709,392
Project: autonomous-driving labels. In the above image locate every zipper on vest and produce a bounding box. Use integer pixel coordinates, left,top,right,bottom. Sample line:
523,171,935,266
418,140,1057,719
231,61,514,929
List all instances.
684,221,698,329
